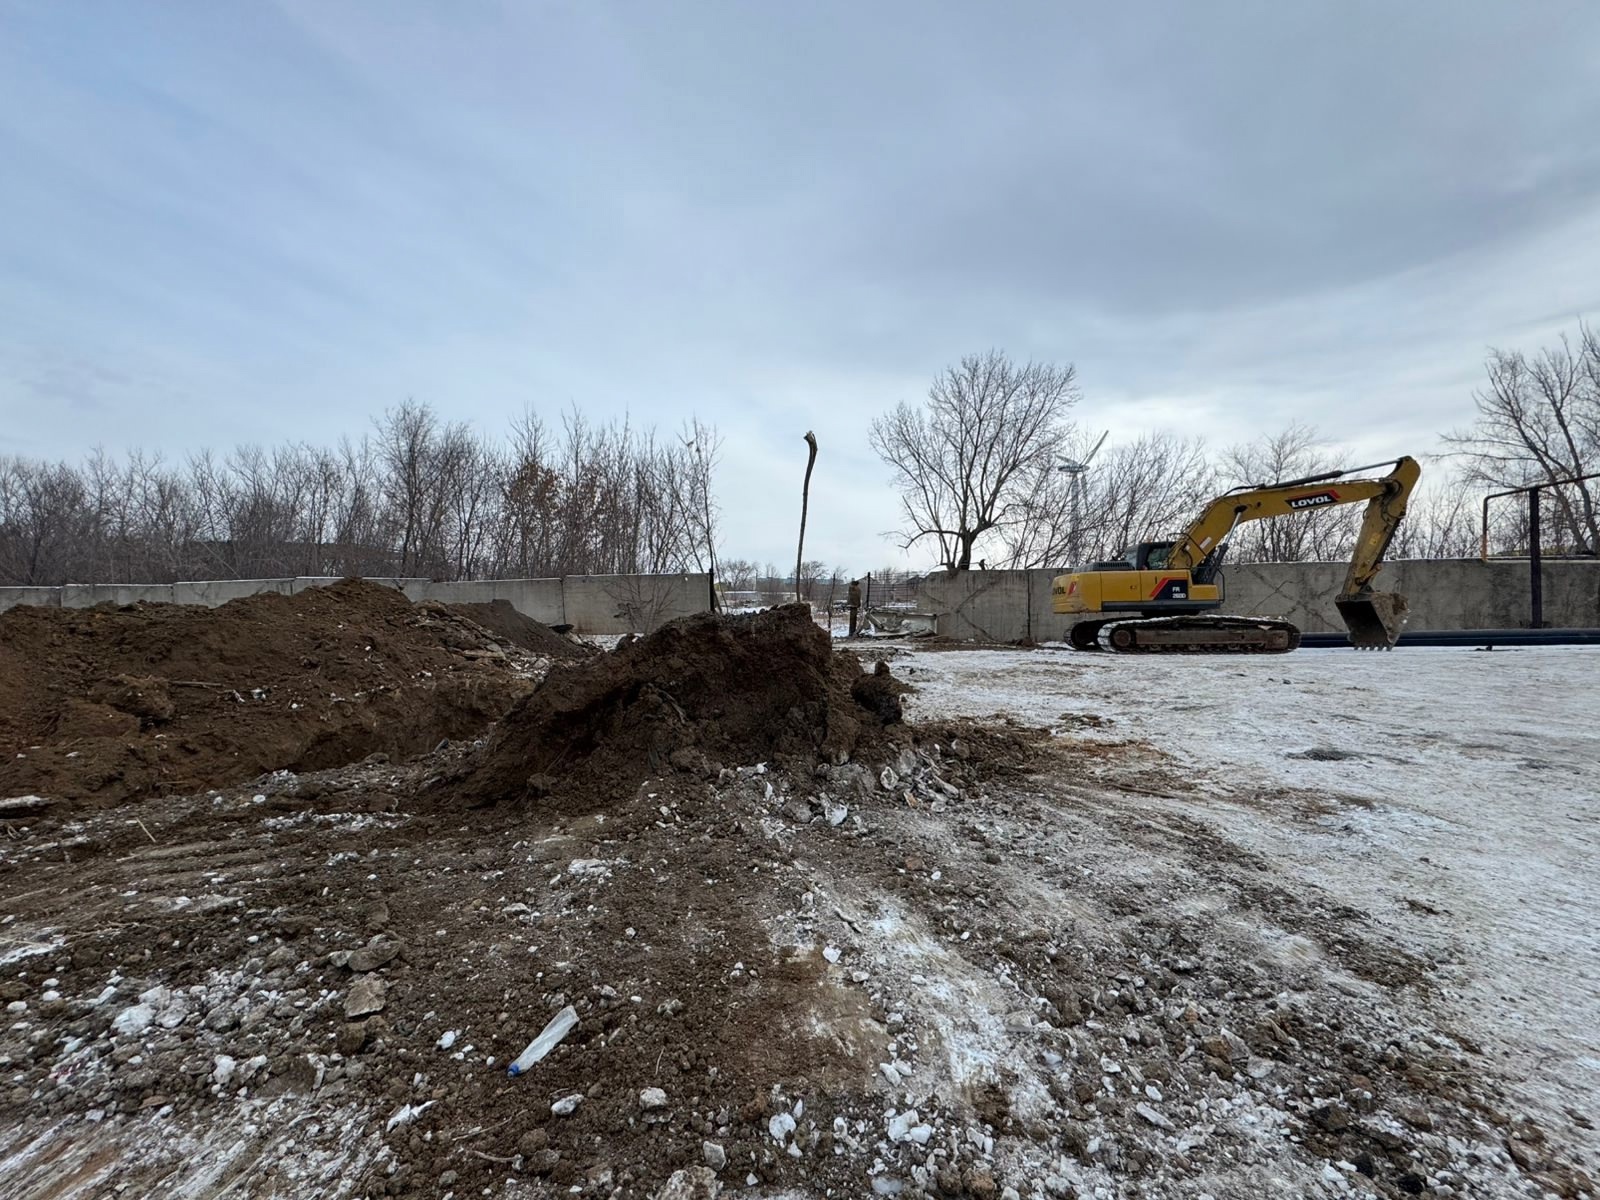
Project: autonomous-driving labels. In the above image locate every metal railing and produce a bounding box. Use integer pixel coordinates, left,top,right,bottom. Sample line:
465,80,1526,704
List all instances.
1480,472,1600,628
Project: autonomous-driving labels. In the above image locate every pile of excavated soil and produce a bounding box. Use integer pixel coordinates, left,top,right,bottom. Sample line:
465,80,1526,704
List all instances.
0,580,534,807
460,604,910,809
445,600,594,660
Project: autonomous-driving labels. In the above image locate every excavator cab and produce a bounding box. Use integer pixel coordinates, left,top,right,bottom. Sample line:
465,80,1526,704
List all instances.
1134,542,1172,570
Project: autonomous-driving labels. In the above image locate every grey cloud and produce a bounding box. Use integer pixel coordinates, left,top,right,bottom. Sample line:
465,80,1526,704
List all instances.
4,1,1600,568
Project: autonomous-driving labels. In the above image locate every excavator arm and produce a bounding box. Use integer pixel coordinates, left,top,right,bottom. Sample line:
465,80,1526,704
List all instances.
1169,456,1421,646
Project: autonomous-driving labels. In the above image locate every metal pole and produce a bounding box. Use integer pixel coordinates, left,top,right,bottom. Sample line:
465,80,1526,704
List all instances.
1069,473,1081,566
1529,487,1543,629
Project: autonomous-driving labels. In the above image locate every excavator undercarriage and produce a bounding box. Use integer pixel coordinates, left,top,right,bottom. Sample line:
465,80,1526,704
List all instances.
1069,615,1303,654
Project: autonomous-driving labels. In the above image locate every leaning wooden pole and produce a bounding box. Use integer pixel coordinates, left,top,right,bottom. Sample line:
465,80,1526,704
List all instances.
796,431,818,604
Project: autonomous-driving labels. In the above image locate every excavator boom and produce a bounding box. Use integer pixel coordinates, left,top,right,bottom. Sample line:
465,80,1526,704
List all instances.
1170,456,1420,648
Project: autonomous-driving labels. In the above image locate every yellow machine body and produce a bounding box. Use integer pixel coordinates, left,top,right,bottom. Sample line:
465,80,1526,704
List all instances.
1050,456,1421,652
1052,568,1223,616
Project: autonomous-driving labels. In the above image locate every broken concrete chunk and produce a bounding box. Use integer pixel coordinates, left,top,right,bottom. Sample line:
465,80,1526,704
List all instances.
887,1109,929,1142
551,1093,584,1116
344,977,387,1018
1135,1102,1174,1131
1200,1029,1249,1063
348,938,402,973
768,1112,796,1143
111,1003,155,1037
385,1100,435,1132
654,1166,721,1200
337,1021,371,1055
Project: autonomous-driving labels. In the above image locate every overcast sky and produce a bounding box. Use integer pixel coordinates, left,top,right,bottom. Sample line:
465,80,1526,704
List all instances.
4,2,1600,571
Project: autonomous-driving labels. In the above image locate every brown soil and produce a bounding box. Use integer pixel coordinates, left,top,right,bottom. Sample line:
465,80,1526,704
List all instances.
0,604,1587,1200
458,604,908,810
3,720,1579,1200
0,580,533,807
446,600,595,660
0,722,1044,1200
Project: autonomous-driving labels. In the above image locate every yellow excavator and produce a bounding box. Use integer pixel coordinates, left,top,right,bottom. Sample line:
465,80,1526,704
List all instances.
1052,456,1420,653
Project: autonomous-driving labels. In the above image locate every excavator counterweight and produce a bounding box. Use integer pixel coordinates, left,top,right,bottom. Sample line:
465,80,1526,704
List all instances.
1052,456,1421,654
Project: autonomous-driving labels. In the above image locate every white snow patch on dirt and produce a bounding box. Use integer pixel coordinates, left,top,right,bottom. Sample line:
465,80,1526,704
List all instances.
903,643,1600,1156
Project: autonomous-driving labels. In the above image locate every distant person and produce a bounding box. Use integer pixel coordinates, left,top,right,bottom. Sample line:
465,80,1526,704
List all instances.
847,578,862,637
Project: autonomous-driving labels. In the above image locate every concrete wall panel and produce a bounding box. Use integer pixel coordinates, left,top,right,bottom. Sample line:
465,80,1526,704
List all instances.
0,587,63,613
419,578,566,625
920,572,1033,642
563,574,710,634
1027,570,1078,644
1216,560,1600,634
170,578,295,607
0,573,714,630
61,583,177,608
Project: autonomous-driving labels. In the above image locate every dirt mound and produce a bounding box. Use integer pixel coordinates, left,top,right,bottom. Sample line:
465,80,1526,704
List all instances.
462,604,908,808
0,580,533,806
445,600,593,660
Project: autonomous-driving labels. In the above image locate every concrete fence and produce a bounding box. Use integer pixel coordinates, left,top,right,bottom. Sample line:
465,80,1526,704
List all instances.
920,559,1600,643
8,561,1592,642
0,573,713,635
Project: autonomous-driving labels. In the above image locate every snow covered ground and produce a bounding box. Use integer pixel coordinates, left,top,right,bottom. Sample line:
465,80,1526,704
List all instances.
899,644,1600,1162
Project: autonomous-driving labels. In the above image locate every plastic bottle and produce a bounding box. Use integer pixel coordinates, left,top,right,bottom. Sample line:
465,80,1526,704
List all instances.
506,1005,578,1077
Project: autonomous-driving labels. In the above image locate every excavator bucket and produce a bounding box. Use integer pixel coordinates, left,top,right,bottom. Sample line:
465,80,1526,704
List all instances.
1336,590,1409,649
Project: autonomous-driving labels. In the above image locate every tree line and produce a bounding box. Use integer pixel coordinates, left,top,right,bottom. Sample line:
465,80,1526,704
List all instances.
874,331,1600,573
0,402,719,587
5,324,1594,591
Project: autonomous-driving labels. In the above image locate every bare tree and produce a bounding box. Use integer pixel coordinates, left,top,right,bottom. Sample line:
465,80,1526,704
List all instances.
871,350,1078,571
0,402,723,587
796,559,828,601
999,431,1216,568
673,418,722,578
756,562,785,605
718,559,759,592
795,431,818,601
1444,326,1600,554
1221,424,1354,563
1388,471,1480,559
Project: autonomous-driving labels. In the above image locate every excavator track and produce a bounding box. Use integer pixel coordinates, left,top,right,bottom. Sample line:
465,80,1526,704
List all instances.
1090,615,1303,654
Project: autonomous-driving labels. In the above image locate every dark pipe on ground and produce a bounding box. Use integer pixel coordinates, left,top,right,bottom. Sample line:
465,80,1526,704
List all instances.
1301,628,1600,648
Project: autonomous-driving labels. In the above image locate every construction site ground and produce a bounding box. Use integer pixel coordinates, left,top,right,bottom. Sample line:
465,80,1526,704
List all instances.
1,591,1595,1200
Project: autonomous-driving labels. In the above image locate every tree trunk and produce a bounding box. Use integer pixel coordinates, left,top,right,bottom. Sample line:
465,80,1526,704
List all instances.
795,432,818,603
